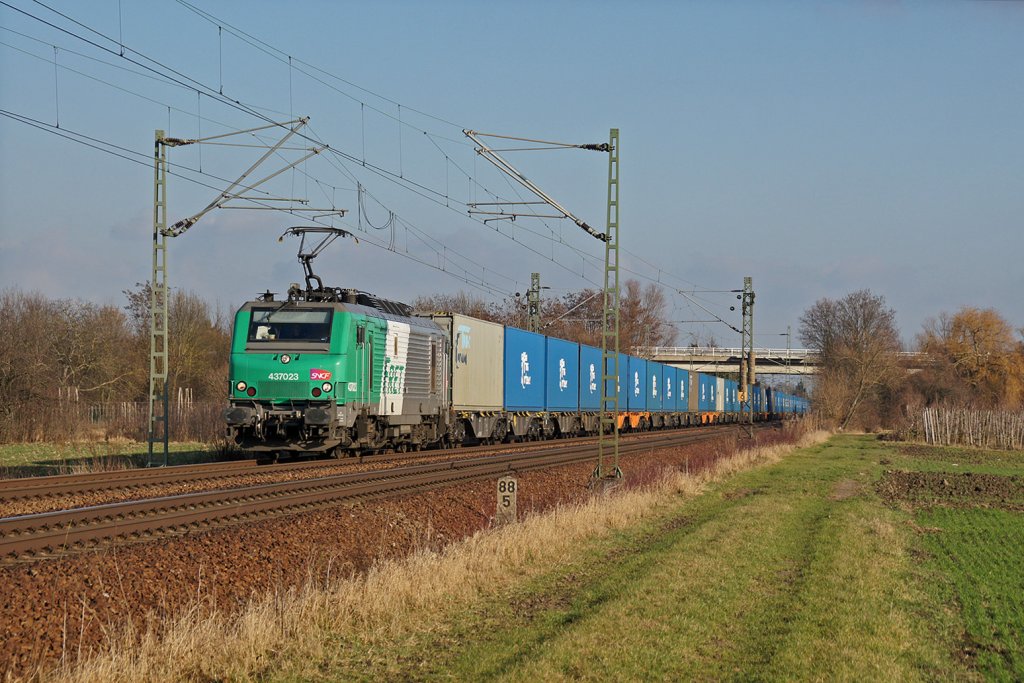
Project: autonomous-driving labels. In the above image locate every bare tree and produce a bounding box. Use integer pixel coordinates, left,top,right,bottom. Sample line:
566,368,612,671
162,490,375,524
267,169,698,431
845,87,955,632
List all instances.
620,280,677,351
0,289,139,440
799,290,901,430
411,291,504,322
50,299,136,400
414,280,677,351
685,330,720,348
122,283,232,401
0,290,55,439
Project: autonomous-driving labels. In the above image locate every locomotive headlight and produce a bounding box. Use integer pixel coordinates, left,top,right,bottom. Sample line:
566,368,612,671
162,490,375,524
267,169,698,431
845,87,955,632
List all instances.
235,381,247,392
311,387,322,397
246,387,256,397
321,382,333,393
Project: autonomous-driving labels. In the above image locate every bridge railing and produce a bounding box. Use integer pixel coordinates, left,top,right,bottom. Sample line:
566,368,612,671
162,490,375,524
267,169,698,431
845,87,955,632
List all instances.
634,346,819,360
634,347,930,364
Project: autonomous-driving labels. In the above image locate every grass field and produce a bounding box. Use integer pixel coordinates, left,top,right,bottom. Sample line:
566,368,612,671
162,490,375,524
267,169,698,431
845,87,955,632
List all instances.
50,433,1024,682
0,441,223,476
309,435,1023,681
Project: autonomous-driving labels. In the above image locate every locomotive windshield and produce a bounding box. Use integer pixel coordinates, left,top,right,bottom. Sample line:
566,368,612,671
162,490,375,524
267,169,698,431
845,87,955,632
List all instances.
248,307,333,343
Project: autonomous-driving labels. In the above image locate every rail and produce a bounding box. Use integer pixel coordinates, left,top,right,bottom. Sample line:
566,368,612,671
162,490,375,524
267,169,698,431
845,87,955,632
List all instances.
0,427,745,563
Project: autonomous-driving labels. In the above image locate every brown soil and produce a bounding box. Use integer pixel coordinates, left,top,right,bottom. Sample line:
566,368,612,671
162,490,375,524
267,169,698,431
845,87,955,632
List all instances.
0,430,795,679
896,444,1015,465
876,470,1024,510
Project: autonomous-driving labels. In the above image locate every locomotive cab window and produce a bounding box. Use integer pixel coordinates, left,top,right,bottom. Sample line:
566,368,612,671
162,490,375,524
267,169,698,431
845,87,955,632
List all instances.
248,308,333,343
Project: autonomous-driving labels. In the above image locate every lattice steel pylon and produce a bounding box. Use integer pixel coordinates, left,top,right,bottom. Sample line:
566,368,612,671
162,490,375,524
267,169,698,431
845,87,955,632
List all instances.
145,118,344,467
459,128,616,480
147,131,170,466
596,128,621,482
527,272,541,333
739,276,755,437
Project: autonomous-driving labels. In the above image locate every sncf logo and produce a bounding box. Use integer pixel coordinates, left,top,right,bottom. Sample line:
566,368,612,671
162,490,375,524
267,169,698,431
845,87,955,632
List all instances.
310,369,332,381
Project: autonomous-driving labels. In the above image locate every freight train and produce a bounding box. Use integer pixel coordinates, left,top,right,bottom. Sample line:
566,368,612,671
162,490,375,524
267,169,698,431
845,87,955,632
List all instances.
223,283,808,458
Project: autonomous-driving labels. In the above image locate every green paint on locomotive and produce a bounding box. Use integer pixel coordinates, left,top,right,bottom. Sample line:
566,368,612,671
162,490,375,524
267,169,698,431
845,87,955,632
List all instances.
227,303,388,407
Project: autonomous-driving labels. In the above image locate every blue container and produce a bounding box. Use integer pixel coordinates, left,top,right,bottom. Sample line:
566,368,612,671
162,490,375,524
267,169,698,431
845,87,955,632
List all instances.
662,365,678,412
545,337,580,412
627,356,647,411
698,373,716,412
616,352,629,408
596,352,629,410
723,379,735,414
579,344,602,411
676,369,689,412
503,327,546,411
647,361,664,412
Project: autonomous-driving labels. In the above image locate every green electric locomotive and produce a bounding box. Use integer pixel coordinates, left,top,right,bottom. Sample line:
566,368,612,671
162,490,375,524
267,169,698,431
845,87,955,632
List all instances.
224,289,451,457
224,228,453,458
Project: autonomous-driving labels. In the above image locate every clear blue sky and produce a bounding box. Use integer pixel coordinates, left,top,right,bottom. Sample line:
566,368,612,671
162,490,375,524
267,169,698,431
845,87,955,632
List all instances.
1,0,1021,349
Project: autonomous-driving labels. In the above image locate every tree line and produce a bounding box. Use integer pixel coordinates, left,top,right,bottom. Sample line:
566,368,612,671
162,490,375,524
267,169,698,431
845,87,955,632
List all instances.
0,285,230,442
413,279,678,351
799,290,1024,430
2,279,1020,442
0,279,679,442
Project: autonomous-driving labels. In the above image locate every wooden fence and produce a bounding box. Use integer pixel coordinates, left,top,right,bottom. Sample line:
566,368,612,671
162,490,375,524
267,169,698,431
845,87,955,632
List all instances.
920,407,1024,451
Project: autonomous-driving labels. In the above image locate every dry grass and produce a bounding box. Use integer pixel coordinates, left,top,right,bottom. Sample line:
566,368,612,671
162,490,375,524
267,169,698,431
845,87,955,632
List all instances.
40,429,830,683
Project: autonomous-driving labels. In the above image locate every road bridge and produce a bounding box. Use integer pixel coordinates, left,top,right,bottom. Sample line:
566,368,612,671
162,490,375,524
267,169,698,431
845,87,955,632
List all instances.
635,347,930,376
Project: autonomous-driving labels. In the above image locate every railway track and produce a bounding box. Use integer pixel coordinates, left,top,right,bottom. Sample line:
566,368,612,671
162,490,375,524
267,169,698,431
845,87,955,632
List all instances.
0,426,731,504
0,427,740,564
